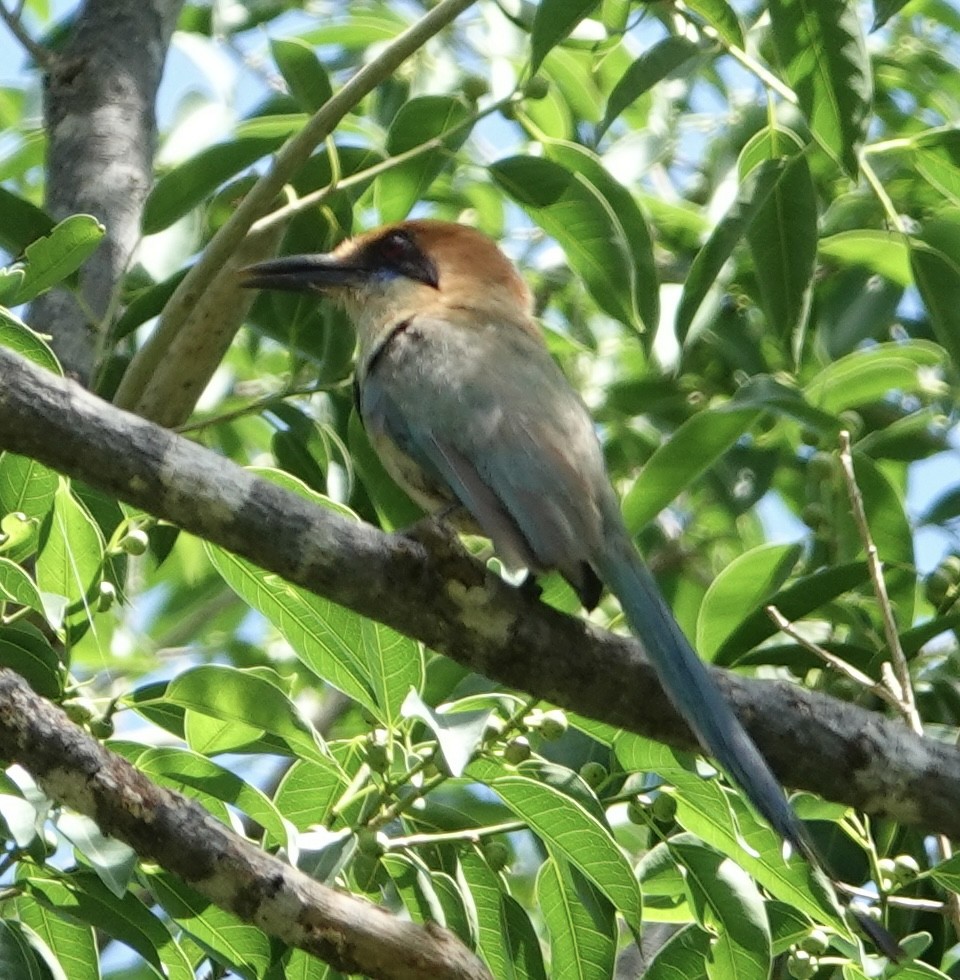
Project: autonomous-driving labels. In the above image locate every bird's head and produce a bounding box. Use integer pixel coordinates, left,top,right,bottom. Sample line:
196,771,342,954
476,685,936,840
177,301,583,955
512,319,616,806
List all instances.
241,220,536,341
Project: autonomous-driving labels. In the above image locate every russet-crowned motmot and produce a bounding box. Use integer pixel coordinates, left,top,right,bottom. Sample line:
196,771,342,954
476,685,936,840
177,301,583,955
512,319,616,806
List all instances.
242,222,897,953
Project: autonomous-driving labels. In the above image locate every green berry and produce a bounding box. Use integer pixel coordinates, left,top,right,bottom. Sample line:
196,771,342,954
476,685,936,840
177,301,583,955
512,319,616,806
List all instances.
539,709,568,740
503,736,531,765
483,839,510,871
120,528,149,555
579,761,608,788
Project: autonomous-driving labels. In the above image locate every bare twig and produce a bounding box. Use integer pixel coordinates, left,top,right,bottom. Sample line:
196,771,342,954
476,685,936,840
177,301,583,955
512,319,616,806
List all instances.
0,1,54,68
837,431,919,728
764,605,901,710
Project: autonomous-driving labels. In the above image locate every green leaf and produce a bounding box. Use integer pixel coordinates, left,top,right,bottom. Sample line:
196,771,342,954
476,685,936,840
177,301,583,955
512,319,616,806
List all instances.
913,128,960,208
145,869,273,980
0,186,54,254
643,923,712,979
36,479,104,616
491,154,644,331
377,96,473,224
401,690,491,777
0,921,46,980
819,230,912,286
25,869,194,980
537,857,617,980
467,756,642,930
15,895,99,980
599,36,699,138
803,340,944,414
271,37,332,112
543,141,659,336
768,0,872,175
682,0,743,47
0,457,52,531
56,812,137,899
675,158,788,341
0,310,60,373
615,736,845,932
622,406,760,533
670,837,772,980
696,543,803,660
740,130,817,347
165,664,329,764
135,746,291,848
459,848,536,980
360,618,424,727
0,623,62,697
0,793,39,847
273,758,350,831
910,211,960,367
713,561,870,666
11,215,105,304
531,0,600,72
142,136,285,234
850,452,915,627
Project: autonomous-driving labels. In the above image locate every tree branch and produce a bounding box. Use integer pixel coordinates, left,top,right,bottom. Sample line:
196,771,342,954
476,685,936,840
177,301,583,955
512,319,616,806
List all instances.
1,347,959,837
0,668,490,980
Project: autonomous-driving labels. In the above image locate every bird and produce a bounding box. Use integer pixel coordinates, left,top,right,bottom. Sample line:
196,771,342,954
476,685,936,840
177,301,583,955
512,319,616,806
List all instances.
241,219,899,956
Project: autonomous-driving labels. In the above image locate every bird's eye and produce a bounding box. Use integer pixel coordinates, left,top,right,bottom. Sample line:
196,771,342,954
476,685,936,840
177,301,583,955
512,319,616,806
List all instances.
378,232,412,264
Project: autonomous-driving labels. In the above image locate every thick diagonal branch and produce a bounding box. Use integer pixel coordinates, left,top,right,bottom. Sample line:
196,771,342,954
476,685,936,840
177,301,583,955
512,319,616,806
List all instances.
1,347,958,836
0,668,490,980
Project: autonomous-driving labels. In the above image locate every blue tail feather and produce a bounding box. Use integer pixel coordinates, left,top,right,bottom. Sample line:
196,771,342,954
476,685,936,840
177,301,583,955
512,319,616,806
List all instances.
595,536,817,864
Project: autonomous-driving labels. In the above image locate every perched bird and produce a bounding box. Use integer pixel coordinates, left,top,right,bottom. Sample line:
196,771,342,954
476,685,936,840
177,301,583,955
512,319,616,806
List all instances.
242,220,897,954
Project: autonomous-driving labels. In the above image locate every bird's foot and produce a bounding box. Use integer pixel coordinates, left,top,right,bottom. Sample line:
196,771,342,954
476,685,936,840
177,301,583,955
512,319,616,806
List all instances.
518,572,543,603
400,511,464,557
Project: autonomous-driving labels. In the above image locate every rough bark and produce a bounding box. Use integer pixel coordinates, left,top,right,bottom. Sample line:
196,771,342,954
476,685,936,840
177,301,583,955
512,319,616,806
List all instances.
0,668,491,980
1,347,957,837
30,0,184,383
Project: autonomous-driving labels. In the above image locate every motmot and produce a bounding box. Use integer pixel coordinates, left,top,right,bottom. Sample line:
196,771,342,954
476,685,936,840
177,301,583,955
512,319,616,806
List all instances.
242,220,898,953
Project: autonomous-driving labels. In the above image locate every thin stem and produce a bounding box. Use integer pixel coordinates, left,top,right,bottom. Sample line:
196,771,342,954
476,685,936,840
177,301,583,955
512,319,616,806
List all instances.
859,154,906,234
0,2,54,68
765,605,901,710
250,94,516,235
837,432,918,729
386,820,526,850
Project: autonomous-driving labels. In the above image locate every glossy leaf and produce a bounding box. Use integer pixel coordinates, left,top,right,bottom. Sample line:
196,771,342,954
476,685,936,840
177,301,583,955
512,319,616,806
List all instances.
25,869,194,980
271,37,332,112
165,664,329,763
696,542,803,660
599,36,699,138
768,0,872,175
377,96,473,224
819,231,912,286
492,154,644,331
622,406,760,533
11,214,105,304
0,186,54,254
670,837,772,980
146,869,273,979
740,130,817,346
531,0,599,72
467,756,642,930
14,895,98,980
36,479,104,616
544,141,659,335
142,136,284,234
537,856,617,980
713,561,870,666
910,212,960,367
675,159,788,341
683,0,743,47
803,341,944,414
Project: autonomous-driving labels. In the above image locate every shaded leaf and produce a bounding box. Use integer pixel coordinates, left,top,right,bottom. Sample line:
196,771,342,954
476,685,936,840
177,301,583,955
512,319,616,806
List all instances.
272,37,332,112
12,215,105,304
768,0,872,175
531,0,600,72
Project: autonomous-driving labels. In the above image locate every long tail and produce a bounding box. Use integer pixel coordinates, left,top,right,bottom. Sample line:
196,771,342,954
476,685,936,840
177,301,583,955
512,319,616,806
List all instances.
594,533,817,863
